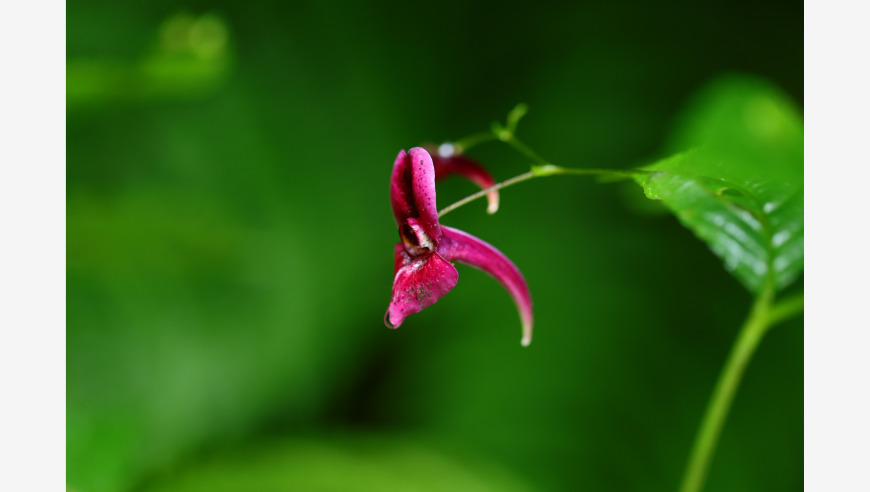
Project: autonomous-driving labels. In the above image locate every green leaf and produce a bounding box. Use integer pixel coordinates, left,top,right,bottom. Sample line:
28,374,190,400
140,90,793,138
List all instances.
634,76,803,293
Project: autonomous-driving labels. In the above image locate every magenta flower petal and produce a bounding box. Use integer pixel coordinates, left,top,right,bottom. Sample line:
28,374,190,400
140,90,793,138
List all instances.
406,147,441,241
432,152,500,214
390,148,442,242
385,244,459,329
439,225,534,346
390,149,414,226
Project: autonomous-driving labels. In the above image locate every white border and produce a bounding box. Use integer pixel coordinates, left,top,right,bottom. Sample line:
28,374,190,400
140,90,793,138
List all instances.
805,1,870,490
0,1,66,490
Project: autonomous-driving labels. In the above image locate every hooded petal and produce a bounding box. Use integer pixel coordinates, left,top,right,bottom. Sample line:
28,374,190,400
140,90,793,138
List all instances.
389,148,441,241
407,147,441,241
432,150,500,214
438,225,533,346
390,149,413,226
385,244,459,329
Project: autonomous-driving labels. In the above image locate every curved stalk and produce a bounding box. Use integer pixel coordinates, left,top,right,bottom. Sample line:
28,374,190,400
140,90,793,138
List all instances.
678,283,804,492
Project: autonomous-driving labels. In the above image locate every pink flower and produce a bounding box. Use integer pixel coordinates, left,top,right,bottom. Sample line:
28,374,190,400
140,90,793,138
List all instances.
385,147,534,346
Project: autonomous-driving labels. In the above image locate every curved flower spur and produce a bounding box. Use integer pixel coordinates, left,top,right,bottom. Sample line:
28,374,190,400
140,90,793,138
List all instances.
385,147,534,346
428,143,500,214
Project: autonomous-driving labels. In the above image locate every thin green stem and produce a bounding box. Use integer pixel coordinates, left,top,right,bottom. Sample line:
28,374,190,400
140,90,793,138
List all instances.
452,103,529,154
678,278,803,492
539,165,653,178
767,292,804,327
438,170,535,218
437,165,649,218
452,132,496,154
502,135,550,165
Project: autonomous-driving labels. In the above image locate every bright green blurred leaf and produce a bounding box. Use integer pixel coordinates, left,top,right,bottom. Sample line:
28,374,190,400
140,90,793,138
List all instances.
141,435,539,492
67,12,231,111
633,76,803,293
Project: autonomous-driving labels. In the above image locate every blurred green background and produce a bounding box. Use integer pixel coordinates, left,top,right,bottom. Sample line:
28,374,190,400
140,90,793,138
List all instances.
67,1,803,491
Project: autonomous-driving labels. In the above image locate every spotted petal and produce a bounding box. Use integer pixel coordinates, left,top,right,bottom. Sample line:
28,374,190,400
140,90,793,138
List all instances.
389,150,413,226
389,147,441,241
385,244,459,329
439,226,533,346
